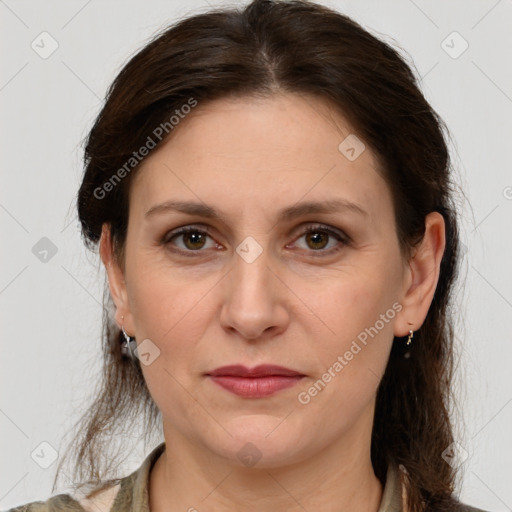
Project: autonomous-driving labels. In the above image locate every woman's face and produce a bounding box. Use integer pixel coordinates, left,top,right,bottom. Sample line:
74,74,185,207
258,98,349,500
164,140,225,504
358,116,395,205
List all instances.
104,93,419,468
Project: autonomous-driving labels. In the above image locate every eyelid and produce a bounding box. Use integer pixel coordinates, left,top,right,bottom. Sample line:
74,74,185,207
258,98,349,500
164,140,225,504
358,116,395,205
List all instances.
161,224,217,248
161,222,351,255
288,223,351,256
291,222,350,242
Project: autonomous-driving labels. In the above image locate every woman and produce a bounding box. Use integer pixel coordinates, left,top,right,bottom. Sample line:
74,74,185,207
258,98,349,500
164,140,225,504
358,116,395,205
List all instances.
5,0,489,511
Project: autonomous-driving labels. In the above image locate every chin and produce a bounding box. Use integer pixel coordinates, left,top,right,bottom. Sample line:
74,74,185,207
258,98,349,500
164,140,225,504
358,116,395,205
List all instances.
204,424,309,469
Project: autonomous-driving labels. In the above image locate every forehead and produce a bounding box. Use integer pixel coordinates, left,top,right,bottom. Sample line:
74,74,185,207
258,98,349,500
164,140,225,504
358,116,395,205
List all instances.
129,93,393,227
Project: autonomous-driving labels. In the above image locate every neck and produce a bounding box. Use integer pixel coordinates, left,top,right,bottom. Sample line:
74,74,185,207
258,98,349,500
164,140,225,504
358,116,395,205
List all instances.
149,411,384,512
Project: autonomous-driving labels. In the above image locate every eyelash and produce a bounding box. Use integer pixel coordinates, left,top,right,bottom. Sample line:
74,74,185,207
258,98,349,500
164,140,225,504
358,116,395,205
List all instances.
161,224,351,258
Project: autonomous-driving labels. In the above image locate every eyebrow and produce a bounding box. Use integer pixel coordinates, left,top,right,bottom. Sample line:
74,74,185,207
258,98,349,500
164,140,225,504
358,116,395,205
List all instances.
144,199,369,222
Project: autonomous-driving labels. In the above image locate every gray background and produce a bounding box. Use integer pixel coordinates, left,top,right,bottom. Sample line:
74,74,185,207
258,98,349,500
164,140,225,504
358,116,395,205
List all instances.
1,0,511,510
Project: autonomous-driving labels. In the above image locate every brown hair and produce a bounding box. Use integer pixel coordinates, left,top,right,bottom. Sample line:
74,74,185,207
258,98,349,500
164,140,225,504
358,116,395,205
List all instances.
54,1,467,510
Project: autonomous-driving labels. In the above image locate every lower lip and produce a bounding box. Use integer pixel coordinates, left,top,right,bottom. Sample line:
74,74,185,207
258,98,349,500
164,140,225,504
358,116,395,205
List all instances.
207,375,304,398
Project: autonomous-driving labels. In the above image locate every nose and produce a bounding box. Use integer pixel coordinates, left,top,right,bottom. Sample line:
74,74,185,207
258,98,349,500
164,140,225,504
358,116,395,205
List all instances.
219,243,290,341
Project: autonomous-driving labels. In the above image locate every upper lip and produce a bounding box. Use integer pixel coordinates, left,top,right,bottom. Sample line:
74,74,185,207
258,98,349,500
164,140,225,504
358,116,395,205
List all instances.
206,364,304,378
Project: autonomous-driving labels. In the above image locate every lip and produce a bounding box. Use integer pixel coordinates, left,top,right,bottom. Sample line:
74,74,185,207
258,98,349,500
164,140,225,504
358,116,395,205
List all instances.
206,365,305,398
206,364,304,378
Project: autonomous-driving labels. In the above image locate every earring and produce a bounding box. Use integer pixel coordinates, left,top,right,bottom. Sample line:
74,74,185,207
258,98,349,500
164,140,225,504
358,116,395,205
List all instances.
406,329,414,346
120,315,136,359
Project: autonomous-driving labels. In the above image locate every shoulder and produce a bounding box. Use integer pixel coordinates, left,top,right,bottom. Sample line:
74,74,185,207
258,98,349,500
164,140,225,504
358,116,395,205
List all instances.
3,493,86,512
3,442,164,512
396,465,491,512
455,504,491,512
3,482,122,512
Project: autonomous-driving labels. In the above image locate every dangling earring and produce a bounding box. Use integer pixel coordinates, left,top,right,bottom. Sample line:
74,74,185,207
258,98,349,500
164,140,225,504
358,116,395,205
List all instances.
406,329,414,346
120,315,136,359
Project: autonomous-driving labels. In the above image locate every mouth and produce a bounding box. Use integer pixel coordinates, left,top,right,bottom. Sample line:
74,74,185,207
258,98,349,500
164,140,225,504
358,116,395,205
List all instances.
205,364,305,398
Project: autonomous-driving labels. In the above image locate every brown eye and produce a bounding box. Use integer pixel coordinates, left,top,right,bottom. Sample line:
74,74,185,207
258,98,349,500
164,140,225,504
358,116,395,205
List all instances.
162,223,350,258
304,231,330,250
291,224,350,256
181,231,208,250
163,226,217,255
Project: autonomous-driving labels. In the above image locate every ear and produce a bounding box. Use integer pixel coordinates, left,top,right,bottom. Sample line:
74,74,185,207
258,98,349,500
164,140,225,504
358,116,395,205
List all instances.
394,211,446,337
99,223,135,336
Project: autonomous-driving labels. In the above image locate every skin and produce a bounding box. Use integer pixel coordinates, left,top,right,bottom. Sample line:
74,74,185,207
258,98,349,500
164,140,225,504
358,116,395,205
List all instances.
100,92,445,512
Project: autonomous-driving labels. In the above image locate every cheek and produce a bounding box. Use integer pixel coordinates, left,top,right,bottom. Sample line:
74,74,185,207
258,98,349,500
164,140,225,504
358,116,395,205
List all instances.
295,282,394,428
127,244,196,320
128,271,213,411
301,272,397,402
306,271,396,342
126,263,220,361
